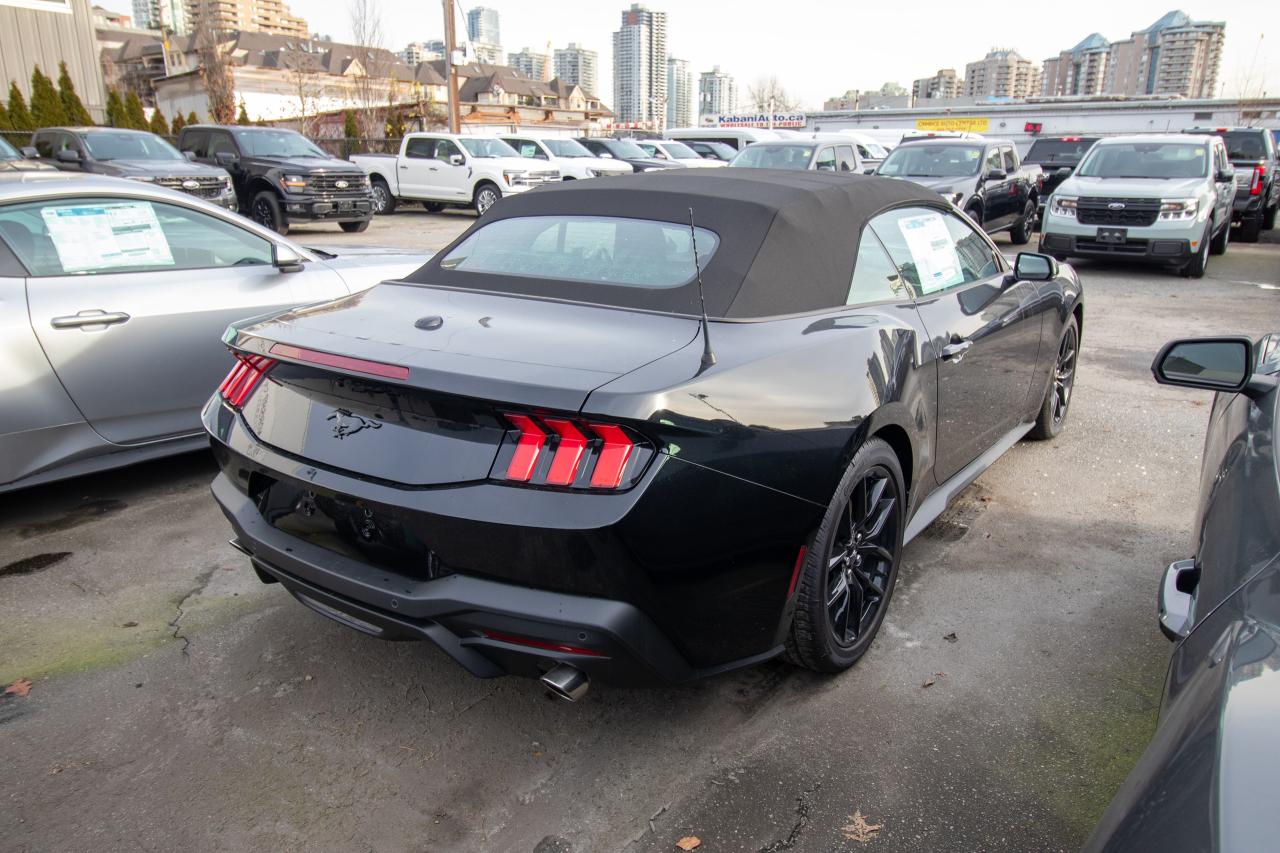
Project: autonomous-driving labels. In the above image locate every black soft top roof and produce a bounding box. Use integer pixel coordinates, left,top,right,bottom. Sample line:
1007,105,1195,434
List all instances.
406,169,944,318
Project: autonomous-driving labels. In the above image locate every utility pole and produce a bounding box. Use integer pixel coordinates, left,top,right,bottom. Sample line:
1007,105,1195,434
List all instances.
442,0,461,132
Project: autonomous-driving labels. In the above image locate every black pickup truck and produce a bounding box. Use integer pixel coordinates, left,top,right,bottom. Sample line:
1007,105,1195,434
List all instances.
177,125,373,235
30,127,235,206
875,137,1043,242
1022,136,1099,220
1182,126,1279,242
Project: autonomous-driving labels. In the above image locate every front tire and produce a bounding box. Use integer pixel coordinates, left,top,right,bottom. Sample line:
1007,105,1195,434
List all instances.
473,182,500,215
370,178,397,215
786,438,905,673
1027,315,1079,441
1180,227,1210,277
250,190,288,236
1210,218,1230,255
1009,200,1035,245
339,220,370,233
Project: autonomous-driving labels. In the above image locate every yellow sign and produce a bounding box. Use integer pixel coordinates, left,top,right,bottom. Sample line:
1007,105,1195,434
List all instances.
915,118,991,133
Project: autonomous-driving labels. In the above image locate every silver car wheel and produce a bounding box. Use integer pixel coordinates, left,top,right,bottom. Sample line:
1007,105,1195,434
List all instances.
475,186,499,215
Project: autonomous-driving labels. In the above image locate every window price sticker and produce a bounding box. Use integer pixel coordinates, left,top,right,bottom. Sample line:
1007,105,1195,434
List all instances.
42,201,174,273
898,212,962,294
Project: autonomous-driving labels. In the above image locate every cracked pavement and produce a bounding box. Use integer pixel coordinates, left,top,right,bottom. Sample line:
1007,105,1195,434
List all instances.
0,218,1277,852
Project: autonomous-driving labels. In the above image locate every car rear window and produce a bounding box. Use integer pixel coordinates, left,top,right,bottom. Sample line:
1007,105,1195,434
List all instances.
439,215,718,289
1024,138,1097,164
1222,131,1268,160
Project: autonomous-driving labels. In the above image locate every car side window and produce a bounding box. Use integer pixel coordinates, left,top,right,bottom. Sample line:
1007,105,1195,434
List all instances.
207,133,236,158
0,198,274,277
32,133,55,159
404,138,434,158
436,140,463,162
510,139,543,159
985,148,1002,174
59,133,84,156
870,206,1001,296
1002,147,1017,172
836,145,857,172
848,229,910,305
815,147,837,171
180,130,209,158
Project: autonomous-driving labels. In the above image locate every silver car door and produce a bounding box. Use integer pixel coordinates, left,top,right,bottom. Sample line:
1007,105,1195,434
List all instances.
11,194,347,445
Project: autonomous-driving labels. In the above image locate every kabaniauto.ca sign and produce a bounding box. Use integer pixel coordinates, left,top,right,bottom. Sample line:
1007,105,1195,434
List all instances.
704,114,807,129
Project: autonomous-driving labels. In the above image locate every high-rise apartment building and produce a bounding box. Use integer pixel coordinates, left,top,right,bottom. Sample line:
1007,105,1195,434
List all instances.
188,0,308,37
911,68,962,101
698,65,737,118
554,43,598,95
508,47,551,81
666,56,693,128
612,3,667,127
1041,33,1110,97
132,0,189,34
466,7,499,44
963,48,1041,99
401,40,444,65
1104,10,1224,98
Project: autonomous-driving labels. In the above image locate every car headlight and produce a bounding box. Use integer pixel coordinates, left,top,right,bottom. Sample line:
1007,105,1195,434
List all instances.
220,176,233,191
281,174,308,189
1050,196,1078,217
503,169,527,186
589,168,609,177
127,175,156,182
1159,198,1199,221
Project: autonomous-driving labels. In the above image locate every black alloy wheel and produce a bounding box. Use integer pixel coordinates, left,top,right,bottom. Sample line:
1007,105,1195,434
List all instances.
786,438,905,673
1010,200,1035,245
1029,315,1079,440
250,190,288,236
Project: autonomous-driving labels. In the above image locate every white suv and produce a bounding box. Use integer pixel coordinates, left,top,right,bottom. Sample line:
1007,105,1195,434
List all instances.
636,139,726,168
498,134,634,180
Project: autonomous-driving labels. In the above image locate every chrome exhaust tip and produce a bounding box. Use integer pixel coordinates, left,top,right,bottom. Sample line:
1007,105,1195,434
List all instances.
540,663,589,702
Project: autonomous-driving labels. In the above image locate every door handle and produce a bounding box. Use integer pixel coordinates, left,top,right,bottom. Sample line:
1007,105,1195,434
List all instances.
51,310,131,329
940,339,973,360
399,164,408,169
428,166,439,171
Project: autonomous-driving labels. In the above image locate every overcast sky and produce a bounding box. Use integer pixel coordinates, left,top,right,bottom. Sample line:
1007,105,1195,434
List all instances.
288,0,1275,109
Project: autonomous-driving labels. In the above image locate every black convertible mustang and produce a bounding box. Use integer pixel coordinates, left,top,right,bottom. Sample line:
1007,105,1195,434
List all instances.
205,171,1083,698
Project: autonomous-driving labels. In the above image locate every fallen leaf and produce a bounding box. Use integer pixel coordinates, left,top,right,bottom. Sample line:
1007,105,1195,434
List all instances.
842,810,883,843
943,632,957,643
921,672,947,688
676,836,701,851
121,621,139,628
4,678,32,698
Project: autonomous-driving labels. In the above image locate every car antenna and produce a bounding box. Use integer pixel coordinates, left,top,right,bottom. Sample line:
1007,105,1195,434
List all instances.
688,206,717,369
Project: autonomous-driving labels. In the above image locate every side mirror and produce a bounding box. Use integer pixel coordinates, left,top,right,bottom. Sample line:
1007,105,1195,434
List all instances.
863,167,875,175
1054,166,1072,179
21,146,39,159
56,149,81,163
598,151,614,159
183,150,197,161
449,153,465,166
215,151,239,168
1152,337,1256,396
1216,167,1234,182
1013,252,1058,281
271,243,304,273
985,168,1007,181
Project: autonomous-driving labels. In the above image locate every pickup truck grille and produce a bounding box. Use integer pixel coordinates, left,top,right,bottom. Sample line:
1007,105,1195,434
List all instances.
523,171,561,185
309,174,369,193
155,176,227,199
1077,197,1160,227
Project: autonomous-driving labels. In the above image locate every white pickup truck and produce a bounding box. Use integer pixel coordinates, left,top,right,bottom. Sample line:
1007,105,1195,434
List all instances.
351,133,560,216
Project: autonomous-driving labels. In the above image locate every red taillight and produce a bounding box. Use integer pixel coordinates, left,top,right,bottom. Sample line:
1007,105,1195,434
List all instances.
218,352,277,408
268,343,409,381
500,414,641,490
503,413,546,482
481,629,604,657
1061,136,1081,141
588,423,634,489
1250,165,1265,196
542,417,588,486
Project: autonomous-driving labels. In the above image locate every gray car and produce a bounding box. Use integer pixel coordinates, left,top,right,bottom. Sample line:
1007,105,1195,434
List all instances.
0,173,430,492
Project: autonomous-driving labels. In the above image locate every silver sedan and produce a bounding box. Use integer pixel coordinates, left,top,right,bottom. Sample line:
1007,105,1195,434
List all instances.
0,173,431,493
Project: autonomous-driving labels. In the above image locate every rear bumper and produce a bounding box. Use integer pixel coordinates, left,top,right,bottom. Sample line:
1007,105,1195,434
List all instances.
1232,195,1264,218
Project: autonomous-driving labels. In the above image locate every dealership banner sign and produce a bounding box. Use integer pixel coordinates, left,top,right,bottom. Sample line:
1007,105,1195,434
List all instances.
916,117,990,133
703,114,808,129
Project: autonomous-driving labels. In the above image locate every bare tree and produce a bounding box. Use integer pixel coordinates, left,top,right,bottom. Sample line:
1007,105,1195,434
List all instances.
194,14,236,123
348,0,390,139
282,49,324,136
746,77,800,114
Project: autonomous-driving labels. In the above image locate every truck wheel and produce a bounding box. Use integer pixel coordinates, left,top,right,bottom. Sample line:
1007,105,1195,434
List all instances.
423,202,445,213
339,220,370,233
1180,227,1210,278
964,204,983,229
473,182,500,215
1009,200,1035,245
1263,204,1277,231
250,190,288,236
1237,213,1261,243
1209,218,1230,255
370,178,397,215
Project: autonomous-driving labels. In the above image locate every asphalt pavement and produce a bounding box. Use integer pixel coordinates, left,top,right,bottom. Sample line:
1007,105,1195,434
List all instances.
1,210,1278,853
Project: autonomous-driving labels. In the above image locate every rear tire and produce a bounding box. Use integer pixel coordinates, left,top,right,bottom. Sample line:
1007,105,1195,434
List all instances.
1027,315,1079,441
340,220,370,233
785,438,905,673
1264,204,1277,230
1238,212,1262,243
1209,218,1230,255
250,190,288,236
1010,200,1035,245
370,178,397,215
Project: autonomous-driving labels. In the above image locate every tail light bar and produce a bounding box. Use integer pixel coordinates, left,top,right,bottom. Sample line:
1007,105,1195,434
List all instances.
218,352,277,408
1249,165,1265,196
497,412,650,491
